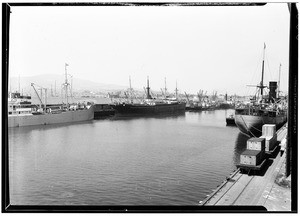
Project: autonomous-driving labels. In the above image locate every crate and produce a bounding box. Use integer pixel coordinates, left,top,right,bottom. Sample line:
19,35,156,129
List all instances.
240,149,264,166
262,124,276,137
264,136,277,152
260,134,277,152
247,137,265,151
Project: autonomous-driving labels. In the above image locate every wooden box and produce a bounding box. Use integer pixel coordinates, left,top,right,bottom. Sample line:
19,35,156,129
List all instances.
264,135,277,152
262,124,276,137
247,137,265,151
240,149,264,166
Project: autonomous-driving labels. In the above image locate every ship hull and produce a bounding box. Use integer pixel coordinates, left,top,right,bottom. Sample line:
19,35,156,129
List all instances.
112,102,186,116
186,106,203,111
234,114,287,136
218,103,234,110
8,106,94,128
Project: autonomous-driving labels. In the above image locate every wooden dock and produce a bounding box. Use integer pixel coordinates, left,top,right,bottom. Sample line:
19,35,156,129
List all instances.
201,125,291,211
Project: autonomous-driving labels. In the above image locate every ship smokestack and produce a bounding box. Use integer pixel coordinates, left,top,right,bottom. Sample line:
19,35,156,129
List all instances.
269,81,277,103
146,76,151,99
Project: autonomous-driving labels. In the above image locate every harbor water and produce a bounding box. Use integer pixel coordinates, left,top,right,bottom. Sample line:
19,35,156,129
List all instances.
8,109,249,205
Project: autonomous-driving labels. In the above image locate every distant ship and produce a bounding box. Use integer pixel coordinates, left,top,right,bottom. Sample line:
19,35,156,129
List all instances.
185,90,234,111
186,102,214,111
234,44,287,136
8,93,94,128
8,64,94,127
111,77,186,116
184,91,214,111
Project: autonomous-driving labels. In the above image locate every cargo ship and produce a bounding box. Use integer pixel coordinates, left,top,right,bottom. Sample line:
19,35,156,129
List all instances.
8,64,94,127
8,93,94,128
234,44,287,136
8,102,94,128
111,77,186,116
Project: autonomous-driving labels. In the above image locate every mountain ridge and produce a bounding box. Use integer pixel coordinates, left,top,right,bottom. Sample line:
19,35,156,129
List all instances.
8,74,129,93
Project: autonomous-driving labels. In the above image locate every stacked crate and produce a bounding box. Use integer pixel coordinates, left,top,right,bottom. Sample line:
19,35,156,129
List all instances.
240,138,265,166
260,124,277,152
262,124,276,137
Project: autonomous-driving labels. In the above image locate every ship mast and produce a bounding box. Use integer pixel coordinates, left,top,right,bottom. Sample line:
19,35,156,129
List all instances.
278,63,281,98
175,80,178,99
70,75,73,98
129,76,132,90
146,76,151,99
64,63,69,105
259,43,266,102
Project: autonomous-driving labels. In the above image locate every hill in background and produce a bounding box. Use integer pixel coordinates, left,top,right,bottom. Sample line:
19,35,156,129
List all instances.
8,74,128,94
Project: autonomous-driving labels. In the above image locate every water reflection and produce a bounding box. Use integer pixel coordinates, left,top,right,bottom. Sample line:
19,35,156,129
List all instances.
233,132,250,165
111,112,186,121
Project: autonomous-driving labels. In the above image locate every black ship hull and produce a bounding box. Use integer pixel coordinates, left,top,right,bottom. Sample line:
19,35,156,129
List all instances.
218,103,234,110
186,105,213,111
94,104,115,119
234,114,287,136
112,102,186,116
186,106,203,111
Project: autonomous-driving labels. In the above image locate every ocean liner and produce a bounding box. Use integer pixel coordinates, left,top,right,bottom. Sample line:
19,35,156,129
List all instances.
111,77,186,116
8,64,94,127
234,44,287,136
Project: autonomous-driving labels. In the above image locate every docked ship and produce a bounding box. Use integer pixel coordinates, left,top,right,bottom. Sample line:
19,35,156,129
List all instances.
111,77,186,116
218,94,235,110
8,64,94,127
184,90,214,111
234,44,287,136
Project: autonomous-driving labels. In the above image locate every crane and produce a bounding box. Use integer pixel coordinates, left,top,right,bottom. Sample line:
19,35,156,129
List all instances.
184,92,191,104
31,83,46,111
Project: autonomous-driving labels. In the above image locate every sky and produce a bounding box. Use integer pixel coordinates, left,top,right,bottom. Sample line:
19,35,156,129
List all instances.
8,3,291,96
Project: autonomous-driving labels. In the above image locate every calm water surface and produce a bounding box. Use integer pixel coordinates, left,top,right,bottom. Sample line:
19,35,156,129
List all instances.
9,109,249,205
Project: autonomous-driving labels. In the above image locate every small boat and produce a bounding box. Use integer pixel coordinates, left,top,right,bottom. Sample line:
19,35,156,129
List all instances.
226,114,236,126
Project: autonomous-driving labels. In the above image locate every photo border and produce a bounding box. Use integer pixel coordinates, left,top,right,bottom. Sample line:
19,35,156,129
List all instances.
2,2,298,213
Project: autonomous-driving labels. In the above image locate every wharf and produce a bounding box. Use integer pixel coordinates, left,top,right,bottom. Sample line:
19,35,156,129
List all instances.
201,125,291,211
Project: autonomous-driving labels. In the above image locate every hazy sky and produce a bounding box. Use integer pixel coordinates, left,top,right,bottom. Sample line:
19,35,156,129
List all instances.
9,3,290,95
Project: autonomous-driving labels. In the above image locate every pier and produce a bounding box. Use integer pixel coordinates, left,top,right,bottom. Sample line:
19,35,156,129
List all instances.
200,124,291,211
